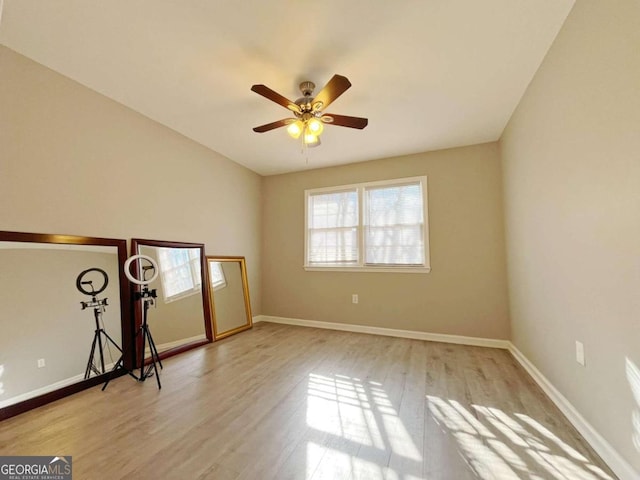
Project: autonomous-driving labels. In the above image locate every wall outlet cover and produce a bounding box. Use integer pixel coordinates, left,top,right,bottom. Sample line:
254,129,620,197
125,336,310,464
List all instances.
575,341,585,366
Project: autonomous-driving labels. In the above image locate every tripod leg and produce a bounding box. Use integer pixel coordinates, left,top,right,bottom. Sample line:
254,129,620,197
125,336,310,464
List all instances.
102,330,123,352
139,302,150,381
92,307,107,374
147,329,163,370
84,332,99,379
97,331,106,374
153,359,162,389
146,330,162,390
139,326,149,381
102,356,122,391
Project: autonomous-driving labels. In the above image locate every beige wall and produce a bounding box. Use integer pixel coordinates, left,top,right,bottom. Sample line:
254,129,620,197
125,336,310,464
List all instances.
0,46,262,316
500,0,640,474
262,143,510,339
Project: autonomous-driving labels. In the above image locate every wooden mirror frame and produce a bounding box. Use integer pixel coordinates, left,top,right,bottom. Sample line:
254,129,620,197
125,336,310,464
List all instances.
207,256,253,340
0,230,132,421
130,239,213,363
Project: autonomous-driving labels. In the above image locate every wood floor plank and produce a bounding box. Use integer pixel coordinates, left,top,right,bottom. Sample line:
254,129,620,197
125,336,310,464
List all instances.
0,323,617,480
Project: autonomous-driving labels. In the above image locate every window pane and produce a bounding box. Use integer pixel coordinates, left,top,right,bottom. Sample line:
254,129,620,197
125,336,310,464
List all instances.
191,254,202,286
163,264,194,297
309,227,358,264
209,261,227,290
308,190,358,264
309,190,358,229
364,183,424,265
157,247,201,300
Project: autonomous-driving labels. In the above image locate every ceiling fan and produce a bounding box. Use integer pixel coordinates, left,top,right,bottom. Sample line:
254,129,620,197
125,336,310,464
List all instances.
251,74,368,147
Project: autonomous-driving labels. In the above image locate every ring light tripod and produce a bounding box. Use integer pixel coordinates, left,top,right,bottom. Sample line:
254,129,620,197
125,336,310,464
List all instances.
123,254,163,389
77,268,121,380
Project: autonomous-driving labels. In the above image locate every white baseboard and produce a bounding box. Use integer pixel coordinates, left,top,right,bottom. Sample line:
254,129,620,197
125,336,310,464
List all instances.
508,343,638,480
254,315,510,349
145,334,207,356
253,314,636,479
0,362,116,409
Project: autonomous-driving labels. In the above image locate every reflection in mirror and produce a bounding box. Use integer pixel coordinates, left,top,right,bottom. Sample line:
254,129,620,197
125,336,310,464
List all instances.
207,256,253,340
0,231,130,421
131,239,212,363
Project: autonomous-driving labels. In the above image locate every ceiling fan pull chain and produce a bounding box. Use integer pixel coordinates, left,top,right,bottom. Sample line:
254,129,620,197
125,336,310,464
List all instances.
300,134,311,165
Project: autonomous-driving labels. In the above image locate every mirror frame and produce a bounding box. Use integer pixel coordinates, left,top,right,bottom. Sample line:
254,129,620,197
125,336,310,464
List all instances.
130,239,213,363
207,256,253,340
0,230,132,421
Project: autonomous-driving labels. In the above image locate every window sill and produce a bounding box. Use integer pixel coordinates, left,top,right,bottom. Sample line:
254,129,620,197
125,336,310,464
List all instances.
163,287,202,304
303,265,431,274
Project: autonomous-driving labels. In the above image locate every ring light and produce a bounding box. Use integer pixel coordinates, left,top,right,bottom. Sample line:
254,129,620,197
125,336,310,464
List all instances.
76,268,109,296
124,254,159,285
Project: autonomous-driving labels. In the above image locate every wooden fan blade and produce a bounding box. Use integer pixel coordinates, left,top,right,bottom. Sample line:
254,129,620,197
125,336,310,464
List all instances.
321,114,368,129
253,118,295,133
251,84,301,113
312,75,352,110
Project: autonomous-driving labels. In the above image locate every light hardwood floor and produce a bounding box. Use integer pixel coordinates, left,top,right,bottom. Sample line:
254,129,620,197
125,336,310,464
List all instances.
0,322,616,479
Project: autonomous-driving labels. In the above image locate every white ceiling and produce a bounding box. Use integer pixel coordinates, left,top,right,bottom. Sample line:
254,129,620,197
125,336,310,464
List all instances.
0,0,574,176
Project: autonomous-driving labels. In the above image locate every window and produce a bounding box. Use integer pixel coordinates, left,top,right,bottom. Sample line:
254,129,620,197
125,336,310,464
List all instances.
157,247,202,302
208,261,227,291
306,189,359,265
305,176,430,272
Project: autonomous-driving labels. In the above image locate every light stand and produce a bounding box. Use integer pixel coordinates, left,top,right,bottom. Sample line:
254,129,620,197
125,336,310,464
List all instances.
121,254,163,390
76,268,121,380
136,283,163,389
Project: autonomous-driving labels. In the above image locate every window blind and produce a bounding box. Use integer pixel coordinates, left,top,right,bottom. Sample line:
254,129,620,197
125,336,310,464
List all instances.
364,182,424,265
307,189,359,265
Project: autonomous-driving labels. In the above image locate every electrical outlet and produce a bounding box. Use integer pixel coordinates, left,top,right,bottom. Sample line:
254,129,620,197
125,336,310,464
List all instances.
37,358,46,368
352,294,359,304
575,341,585,366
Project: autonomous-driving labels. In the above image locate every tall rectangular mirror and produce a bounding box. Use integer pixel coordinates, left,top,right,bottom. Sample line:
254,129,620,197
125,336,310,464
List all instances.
207,256,253,340
0,231,131,421
130,239,213,365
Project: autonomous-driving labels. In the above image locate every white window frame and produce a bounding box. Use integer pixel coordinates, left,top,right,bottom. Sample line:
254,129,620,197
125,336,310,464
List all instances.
304,176,430,273
209,261,228,292
157,248,202,303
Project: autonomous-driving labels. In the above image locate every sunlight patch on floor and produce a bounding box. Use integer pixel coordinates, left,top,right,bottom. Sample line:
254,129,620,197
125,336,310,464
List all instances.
306,373,422,479
514,413,587,461
306,441,423,480
304,373,612,479
427,395,614,480
307,373,378,446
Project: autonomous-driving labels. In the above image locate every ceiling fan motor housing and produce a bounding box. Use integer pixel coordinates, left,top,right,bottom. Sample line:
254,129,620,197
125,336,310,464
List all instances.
299,81,315,97
294,81,320,116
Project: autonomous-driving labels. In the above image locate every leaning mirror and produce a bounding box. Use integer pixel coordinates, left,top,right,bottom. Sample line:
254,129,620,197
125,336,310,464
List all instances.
0,231,131,421
207,256,253,340
130,239,212,364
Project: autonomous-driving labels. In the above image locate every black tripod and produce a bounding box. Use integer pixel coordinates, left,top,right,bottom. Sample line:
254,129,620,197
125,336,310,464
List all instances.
82,295,120,379
135,285,163,389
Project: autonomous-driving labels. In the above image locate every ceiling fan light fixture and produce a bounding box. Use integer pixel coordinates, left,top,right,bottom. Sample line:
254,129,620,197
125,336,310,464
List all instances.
287,120,304,139
307,117,324,135
304,132,320,146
